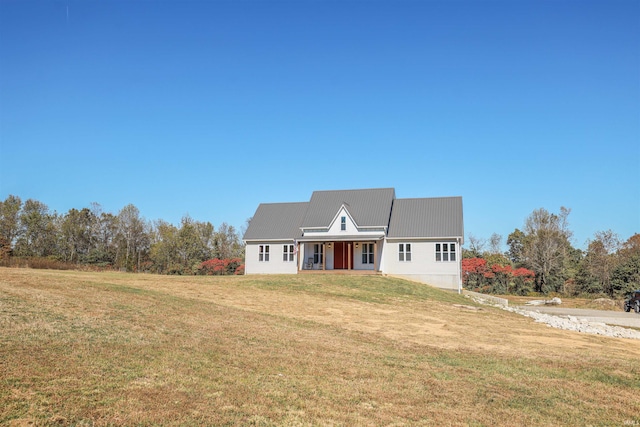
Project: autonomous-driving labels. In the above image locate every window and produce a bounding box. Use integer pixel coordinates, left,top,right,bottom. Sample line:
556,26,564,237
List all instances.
362,243,374,264
313,244,324,264
436,243,456,262
399,243,412,262
283,244,294,262
259,245,270,262
341,216,346,231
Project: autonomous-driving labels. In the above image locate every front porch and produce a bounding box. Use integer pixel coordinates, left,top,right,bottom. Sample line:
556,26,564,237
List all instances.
296,240,382,273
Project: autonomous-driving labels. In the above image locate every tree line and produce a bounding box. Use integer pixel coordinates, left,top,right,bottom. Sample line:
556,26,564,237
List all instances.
0,195,245,275
463,207,639,298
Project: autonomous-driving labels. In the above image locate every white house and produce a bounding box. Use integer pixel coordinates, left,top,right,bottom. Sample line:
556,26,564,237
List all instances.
243,188,464,292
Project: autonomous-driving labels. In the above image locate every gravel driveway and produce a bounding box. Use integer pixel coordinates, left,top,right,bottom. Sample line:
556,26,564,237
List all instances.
516,306,640,328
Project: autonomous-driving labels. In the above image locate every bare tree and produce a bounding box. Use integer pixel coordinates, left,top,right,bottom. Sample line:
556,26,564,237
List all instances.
466,234,486,257
581,230,621,296
116,204,149,271
523,207,573,293
214,222,242,260
489,233,503,254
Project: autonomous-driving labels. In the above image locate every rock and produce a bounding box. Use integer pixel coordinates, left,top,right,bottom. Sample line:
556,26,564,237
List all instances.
471,296,640,340
593,298,615,307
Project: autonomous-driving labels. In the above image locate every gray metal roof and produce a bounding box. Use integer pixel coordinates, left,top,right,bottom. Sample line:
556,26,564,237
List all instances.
300,188,395,228
243,202,309,241
387,197,463,239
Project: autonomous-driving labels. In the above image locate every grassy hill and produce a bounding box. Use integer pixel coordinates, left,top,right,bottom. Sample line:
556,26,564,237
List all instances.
1,268,639,426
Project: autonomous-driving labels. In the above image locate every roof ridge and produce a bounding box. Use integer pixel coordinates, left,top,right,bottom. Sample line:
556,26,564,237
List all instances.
312,187,395,193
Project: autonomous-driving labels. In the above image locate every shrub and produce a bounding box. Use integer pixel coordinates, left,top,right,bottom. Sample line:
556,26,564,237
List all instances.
199,258,245,276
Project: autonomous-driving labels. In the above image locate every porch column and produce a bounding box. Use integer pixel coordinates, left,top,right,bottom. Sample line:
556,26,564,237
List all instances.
322,243,326,270
297,242,301,272
348,243,352,270
374,241,378,272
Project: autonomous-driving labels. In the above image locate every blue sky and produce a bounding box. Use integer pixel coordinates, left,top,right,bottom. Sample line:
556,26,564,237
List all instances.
1,0,638,250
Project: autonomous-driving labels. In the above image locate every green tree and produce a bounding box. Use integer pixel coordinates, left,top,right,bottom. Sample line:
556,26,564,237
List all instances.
0,195,22,257
507,228,526,266
149,219,179,274
60,208,94,263
176,216,212,274
15,199,58,258
611,234,640,297
87,210,118,265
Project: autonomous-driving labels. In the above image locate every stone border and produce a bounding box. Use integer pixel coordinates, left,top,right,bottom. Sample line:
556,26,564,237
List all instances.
463,290,508,307
464,290,640,339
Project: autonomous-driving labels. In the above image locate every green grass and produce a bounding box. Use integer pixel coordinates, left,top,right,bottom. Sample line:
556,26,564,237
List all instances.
243,274,469,304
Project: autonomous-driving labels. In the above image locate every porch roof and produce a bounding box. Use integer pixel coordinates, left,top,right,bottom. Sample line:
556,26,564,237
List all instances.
296,235,384,243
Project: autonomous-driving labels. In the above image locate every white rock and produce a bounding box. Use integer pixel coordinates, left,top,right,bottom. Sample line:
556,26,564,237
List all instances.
470,295,640,339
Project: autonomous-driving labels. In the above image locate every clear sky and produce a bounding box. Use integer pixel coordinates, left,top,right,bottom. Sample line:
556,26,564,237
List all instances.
1,0,638,250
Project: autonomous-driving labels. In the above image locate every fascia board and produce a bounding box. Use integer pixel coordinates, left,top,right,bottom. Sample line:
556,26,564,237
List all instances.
296,235,385,242
303,210,387,234
244,238,296,243
385,236,463,241
357,226,387,231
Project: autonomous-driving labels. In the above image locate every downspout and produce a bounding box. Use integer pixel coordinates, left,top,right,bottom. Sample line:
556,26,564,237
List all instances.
457,237,462,294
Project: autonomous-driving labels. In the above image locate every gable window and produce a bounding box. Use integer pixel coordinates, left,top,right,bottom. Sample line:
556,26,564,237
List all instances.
341,216,346,231
313,244,324,264
436,243,456,262
259,245,270,262
399,243,412,262
283,244,294,262
362,243,374,264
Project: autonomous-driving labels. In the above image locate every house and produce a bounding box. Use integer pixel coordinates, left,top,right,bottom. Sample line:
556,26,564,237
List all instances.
243,188,464,292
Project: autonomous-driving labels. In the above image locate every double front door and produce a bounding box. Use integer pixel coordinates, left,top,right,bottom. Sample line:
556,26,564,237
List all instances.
333,242,353,270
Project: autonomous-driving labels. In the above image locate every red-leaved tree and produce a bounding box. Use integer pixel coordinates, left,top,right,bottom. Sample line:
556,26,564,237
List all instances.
462,258,487,289
463,257,535,295
199,258,244,275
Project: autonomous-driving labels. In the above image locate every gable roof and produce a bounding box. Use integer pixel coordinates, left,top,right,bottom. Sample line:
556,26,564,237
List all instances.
387,197,463,239
243,202,308,241
300,188,395,229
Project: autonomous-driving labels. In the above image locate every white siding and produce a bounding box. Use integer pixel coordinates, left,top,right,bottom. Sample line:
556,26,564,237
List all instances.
383,239,461,291
245,242,298,274
328,207,356,234
303,207,386,239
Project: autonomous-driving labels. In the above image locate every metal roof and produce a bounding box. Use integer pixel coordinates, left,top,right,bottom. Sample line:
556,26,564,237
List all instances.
244,191,464,242
300,188,396,228
387,197,464,239
243,202,308,241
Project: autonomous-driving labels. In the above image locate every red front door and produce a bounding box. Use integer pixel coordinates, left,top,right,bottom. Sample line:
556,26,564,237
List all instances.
334,242,352,270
